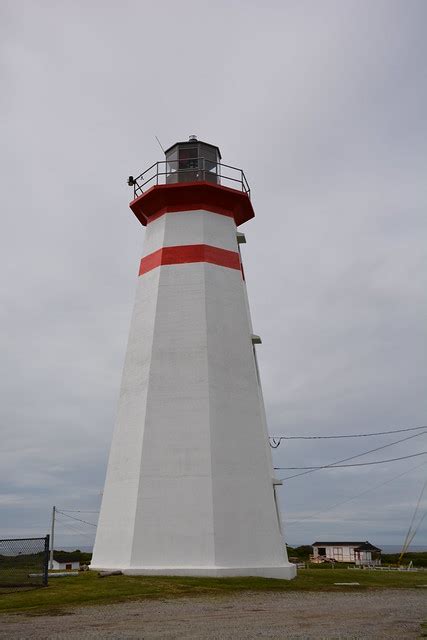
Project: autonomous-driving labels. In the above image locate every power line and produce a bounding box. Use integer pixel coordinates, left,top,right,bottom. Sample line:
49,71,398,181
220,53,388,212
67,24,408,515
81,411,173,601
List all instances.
278,450,427,472
56,510,97,528
286,460,427,524
269,424,427,446
278,452,427,474
55,515,95,538
400,476,427,559
404,510,427,551
59,510,99,514
276,430,427,480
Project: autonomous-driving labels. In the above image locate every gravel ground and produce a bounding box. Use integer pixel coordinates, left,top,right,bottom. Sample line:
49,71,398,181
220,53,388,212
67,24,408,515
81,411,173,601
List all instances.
0,590,425,639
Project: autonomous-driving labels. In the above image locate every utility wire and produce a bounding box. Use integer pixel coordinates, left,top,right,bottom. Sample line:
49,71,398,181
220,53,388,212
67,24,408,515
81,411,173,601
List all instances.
59,510,99,514
404,510,427,551
269,424,427,446
274,431,426,480
277,452,427,475
286,460,427,524
55,515,95,538
56,510,97,528
400,476,427,559
274,431,427,480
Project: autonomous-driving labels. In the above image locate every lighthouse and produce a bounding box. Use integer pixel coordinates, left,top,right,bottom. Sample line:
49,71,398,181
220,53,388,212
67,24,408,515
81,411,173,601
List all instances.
91,138,295,579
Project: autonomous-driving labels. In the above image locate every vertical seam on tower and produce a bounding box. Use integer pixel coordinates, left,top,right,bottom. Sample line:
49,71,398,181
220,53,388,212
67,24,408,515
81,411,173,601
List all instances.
202,214,216,569
129,220,165,568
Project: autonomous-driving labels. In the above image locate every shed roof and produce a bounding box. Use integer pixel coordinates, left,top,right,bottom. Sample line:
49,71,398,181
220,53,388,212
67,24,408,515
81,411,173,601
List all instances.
312,541,381,552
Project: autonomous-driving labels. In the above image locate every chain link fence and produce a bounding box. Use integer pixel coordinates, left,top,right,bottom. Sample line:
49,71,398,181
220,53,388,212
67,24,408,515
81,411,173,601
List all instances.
0,536,49,592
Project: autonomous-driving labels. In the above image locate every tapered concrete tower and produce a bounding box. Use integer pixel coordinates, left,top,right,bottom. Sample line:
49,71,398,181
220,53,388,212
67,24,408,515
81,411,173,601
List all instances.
92,138,295,579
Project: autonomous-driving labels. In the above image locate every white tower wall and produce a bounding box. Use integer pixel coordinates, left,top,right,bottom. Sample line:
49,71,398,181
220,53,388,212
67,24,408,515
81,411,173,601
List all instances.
92,208,295,579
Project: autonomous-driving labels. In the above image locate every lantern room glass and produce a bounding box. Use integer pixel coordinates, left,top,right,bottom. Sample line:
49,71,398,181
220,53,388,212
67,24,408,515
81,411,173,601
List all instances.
166,142,220,185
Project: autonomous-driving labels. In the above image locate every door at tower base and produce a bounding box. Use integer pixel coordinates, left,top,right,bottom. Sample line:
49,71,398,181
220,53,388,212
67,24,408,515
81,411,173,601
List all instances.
91,207,295,580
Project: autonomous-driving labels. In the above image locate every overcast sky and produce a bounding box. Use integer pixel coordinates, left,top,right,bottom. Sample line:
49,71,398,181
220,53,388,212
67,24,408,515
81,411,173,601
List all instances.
1,0,426,550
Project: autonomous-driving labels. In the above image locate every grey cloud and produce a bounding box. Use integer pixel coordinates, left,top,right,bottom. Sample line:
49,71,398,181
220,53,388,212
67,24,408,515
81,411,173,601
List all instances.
1,0,426,548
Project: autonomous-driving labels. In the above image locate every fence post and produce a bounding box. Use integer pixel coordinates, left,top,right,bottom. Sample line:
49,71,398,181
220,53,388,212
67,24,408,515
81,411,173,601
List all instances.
43,534,50,586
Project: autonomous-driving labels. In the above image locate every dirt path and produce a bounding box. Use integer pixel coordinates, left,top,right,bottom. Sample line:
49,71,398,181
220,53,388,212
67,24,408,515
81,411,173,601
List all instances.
1,589,425,639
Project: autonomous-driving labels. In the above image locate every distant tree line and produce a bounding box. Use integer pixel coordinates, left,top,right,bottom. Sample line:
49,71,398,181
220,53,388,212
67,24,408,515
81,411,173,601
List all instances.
381,552,427,567
53,550,92,564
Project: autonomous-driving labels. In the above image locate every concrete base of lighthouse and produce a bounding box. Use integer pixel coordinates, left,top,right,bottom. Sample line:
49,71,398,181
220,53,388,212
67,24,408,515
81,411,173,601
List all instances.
92,564,296,579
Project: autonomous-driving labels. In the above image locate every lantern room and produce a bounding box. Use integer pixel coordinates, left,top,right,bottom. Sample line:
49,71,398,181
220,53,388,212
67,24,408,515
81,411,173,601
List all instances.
165,136,221,185
128,136,254,227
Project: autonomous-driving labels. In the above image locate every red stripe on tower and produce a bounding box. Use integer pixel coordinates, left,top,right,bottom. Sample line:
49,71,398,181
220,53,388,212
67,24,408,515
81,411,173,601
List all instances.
139,244,241,276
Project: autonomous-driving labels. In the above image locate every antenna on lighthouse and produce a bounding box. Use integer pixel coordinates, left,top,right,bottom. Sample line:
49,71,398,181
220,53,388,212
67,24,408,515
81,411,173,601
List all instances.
155,135,166,154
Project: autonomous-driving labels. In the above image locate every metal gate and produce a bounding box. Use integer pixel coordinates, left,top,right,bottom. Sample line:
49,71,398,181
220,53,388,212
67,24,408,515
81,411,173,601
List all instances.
0,535,49,591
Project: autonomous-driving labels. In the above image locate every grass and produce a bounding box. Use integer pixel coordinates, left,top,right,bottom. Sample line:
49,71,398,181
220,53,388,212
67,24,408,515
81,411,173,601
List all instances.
0,567,426,615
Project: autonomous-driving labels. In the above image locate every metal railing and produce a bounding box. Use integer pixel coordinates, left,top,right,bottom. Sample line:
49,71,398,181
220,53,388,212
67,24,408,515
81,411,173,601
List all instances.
128,158,251,199
0,535,49,592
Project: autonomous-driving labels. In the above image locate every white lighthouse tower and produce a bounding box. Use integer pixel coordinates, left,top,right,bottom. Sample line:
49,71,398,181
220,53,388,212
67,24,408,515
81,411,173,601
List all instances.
91,138,295,579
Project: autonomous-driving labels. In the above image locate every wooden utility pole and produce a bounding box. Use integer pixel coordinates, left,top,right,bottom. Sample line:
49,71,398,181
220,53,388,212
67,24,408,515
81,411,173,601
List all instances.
49,505,56,570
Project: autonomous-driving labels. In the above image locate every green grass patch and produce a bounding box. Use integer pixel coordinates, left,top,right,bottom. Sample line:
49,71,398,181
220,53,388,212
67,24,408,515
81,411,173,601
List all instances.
0,568,426,615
